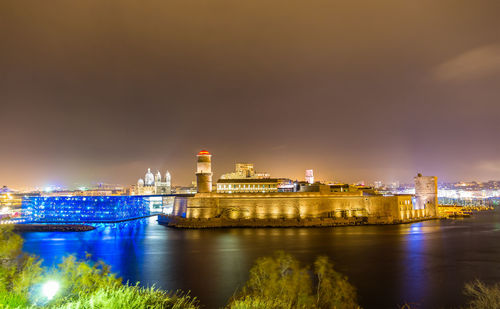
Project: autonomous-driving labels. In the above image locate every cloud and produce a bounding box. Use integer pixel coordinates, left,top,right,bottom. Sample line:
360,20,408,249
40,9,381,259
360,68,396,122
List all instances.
477,159,500,173
434,44,500,82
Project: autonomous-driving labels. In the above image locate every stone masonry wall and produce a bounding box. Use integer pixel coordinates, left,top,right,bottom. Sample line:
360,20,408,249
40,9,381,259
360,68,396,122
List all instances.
176,192,427,224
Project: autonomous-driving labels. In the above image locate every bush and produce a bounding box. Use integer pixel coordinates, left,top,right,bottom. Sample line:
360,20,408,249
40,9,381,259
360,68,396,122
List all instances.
45,254,122,306
0,224,43,307
228,251,360,309
53,284,198,309
314,256,358,309
0,225,198,308
463,280,500,309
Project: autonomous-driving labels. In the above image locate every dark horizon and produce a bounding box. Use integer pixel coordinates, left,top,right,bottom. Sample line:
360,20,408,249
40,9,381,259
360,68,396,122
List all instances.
2,1,500,188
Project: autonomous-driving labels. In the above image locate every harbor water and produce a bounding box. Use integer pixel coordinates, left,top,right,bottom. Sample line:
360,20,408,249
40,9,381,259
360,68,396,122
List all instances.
21,209,500,308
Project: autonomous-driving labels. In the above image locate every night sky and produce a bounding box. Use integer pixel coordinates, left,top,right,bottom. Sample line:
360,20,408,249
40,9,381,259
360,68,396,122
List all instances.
1,1,500,188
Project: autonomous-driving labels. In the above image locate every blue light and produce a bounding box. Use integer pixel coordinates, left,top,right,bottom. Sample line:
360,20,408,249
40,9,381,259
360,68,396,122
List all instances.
22,196,150,223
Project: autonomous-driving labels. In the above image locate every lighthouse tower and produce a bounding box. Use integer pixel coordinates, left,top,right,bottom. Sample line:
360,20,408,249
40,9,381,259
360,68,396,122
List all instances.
196,150,212,193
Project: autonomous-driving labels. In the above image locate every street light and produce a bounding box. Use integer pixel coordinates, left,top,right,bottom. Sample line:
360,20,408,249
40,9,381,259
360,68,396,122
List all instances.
41,280,60,300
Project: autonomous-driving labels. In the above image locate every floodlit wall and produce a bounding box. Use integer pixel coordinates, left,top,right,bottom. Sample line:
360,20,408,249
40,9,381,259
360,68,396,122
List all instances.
183,193,424,224
172,196,190,217
415,175,438,217
22,196,150,223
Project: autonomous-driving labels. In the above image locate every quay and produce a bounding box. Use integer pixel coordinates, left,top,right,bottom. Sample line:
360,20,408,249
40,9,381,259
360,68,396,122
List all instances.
158,215,434,229
438,205,494,218
12,224,95,232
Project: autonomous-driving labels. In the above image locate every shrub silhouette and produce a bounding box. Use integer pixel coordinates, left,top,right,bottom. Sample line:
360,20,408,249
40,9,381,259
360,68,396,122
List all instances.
228,251,360,309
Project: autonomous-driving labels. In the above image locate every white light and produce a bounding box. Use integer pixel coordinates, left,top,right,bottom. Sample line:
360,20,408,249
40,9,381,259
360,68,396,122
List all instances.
42,280,60,300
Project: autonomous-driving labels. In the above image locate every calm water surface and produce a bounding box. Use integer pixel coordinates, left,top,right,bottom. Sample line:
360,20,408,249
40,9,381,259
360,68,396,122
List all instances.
21,209,500,308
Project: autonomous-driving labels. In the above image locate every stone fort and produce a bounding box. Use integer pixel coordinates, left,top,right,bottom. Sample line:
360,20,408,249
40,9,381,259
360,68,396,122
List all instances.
168,151,438,227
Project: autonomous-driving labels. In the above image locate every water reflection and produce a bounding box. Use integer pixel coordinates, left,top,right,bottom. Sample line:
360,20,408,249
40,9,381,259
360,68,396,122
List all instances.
399,222,427,307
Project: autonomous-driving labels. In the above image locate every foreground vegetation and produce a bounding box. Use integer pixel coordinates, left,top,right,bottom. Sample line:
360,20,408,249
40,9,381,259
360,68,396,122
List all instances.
228,252,359,309
0,224,197,308
2,223,500,308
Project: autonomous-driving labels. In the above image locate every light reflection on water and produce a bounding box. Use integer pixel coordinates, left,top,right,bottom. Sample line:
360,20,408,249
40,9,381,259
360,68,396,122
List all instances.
21,210,500,309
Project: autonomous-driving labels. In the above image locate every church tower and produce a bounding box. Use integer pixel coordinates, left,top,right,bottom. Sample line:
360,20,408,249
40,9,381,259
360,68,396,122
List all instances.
145,168,154,186
196,150,212,193
165,171,171,188
155,171,162,184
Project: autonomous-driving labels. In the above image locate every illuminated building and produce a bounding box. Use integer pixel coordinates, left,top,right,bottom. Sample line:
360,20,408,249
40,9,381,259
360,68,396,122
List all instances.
217,161,292,193
217,179,279,193
169,150,436,224
133,168,172,195
221,163,270,179
217,178,295,193
389,181,400,190
0,187,38,219
23,196,150,223
305,169,314,184
414,173,438,217
196,150,212,193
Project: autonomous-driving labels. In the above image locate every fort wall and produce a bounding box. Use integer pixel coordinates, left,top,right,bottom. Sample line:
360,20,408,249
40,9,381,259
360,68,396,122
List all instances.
172,192,428,226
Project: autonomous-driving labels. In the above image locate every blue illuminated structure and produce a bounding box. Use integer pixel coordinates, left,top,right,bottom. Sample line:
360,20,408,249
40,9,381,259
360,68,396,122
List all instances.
22,196,150,223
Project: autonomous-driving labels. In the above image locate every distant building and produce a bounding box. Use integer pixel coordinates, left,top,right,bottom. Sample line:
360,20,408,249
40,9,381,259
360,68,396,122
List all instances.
216,178,294,193
217,178,279,193
305,169,314,184
221,163,270,179
0,188,33,218
355,180,365,186
133,168,172,195
216,161,292,193
389,181,400,190
297,183,356,193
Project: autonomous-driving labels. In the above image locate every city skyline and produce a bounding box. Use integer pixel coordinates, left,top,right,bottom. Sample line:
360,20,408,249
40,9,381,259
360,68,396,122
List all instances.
2,1,500,187
4,153,500,192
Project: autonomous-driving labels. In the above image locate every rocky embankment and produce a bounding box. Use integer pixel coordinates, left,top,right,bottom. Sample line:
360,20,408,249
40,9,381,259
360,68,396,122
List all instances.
13,224,95,232
159,215,367,228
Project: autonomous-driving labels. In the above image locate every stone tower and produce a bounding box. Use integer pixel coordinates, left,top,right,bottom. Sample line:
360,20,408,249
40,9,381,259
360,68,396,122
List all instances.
305,169,314,184
414,173,438,217
196,150,212,193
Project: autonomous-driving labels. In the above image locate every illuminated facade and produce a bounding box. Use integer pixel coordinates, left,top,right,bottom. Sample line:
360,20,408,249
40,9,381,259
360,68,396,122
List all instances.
196,150,212,193
170,150,437,225
221,163,270,179
216,178,295,193
22,196,150,223
134,168,171,195
305,169,314,184
217,161,292,193
217,179,279,193
222,163,270,179
414,173,438,217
